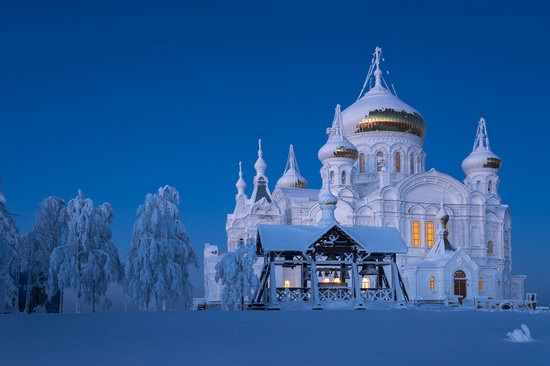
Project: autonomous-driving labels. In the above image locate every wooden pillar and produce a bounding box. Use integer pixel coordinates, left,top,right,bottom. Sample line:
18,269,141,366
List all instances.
268,257,280,310
391,262,401,302
352,261,366,310
310,260,323,310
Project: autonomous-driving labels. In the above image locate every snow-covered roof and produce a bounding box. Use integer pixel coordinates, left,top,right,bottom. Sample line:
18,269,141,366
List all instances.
277,187,320,201
257,224,407,254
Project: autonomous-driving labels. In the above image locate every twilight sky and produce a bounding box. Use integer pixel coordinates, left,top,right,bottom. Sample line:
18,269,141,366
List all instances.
1,0,549,302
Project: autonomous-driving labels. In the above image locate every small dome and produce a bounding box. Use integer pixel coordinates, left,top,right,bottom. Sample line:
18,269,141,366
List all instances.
277,145,308,189
341,86,425,137
436,204,450,222
318,104,358,163
462,118,501,176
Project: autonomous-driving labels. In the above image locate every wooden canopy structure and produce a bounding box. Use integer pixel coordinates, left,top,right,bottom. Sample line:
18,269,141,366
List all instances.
252,224,409,310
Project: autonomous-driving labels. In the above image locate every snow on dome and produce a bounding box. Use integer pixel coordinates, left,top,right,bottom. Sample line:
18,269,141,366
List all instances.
462,118,501,175
318,104,358,163
276,144,308,189
341,47,425,138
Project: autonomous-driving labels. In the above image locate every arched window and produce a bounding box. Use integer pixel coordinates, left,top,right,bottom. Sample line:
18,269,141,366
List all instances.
329,170,334,183
429,276,435,291
395,152,401,173
284,280,291,288
487,240,494,255
341,170,347,185
362,277,370,289
478,277,484,292
412,220,421,246
488,181,493,193
359,153,365,173
410,154,415,174
476,181,481,190
426,221,435,246
376,151,384,172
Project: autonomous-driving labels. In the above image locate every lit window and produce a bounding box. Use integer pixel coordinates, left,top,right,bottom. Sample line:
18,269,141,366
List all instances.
341,171,346,185
322,278,330,283
487,240,494,255
429,276,435,291
395,152,401,173
359,153,365,173
426,221,435,247
478,277,484,291
412,220,421,246
284,280,290,288
333,278,341,283
362,277,370,289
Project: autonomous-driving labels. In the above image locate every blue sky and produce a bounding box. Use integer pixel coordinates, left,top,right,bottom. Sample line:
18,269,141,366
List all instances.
1,0,549,301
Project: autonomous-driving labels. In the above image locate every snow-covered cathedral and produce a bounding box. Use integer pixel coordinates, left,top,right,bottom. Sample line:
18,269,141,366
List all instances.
202,47,527,308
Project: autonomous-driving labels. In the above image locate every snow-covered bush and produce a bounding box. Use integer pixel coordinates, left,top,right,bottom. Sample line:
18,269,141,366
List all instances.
0,186,19,313
19,196,66,313
49,190,122,313
506,324,533,343
215,239,258,310
124,185,197,311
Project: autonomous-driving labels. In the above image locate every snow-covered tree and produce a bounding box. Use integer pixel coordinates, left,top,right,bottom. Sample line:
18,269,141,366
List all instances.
215,239,258,310
19,196,65,313
49,190,122,313
0,185,19,313
125,185,197,311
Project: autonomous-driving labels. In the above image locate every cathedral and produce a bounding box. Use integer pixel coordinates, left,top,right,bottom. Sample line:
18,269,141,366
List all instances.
202,47,527,309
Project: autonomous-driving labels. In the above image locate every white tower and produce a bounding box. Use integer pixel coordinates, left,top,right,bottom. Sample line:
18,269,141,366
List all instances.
462,118,501,196
318,104,358,196
251,139,274,203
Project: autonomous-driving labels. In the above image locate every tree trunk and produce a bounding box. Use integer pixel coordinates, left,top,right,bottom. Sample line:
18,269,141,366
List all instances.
59,290,64,314
24,269,32,313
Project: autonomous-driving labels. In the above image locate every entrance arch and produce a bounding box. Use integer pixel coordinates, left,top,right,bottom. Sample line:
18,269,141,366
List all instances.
453,270,467,303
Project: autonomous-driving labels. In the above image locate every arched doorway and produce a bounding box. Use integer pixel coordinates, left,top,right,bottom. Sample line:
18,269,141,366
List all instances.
453,270,467,303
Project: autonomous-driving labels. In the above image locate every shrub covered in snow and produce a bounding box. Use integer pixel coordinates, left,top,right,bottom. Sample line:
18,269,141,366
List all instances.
124,185,197,311
215,239,258,310
507,324,533,343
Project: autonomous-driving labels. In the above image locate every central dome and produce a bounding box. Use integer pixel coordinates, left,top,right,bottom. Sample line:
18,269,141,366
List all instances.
341,47,425,138
341,86,425,137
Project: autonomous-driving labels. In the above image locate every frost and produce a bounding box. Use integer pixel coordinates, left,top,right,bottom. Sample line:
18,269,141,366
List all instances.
49,190,122,313
215,239,258,310
124,185,197,311
0,184,19,313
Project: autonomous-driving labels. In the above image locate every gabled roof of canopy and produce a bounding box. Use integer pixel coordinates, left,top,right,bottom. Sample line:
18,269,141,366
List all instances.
257,224,407,254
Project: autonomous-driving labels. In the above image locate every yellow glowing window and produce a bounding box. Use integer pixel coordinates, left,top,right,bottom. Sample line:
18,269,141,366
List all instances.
478,277,484,291
426,221,435,247
429,276,435,291
412,220,421,246
333,278,341,283
284,280,290,288
362,277,370,289
322,278,330,283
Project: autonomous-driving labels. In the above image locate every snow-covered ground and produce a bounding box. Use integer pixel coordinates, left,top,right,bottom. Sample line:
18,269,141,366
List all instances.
1,309,549,366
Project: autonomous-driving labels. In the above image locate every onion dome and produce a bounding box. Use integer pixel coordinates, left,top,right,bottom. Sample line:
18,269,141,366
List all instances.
318,104,358,163
276,144,308,189
254,139,267,177
436,202,450,222
462,118,501,175
341,47,425,138
235,161,247,198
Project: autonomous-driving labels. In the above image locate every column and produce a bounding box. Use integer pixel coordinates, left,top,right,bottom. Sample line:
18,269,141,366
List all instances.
352,261,366,310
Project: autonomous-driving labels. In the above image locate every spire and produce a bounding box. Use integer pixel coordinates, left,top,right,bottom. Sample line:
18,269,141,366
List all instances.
276,144,308,188
330,104,344,137
373,46,383,89
254,138,267,178
426,201,456,259
235,161,247,199
318,165,338,226
472,117,491,152
318,104,358,163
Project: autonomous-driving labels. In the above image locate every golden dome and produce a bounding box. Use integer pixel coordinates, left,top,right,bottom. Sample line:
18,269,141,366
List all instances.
355,108,425,137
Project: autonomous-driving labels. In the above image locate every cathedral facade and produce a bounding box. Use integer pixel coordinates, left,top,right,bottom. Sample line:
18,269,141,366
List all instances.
203,48,526,306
